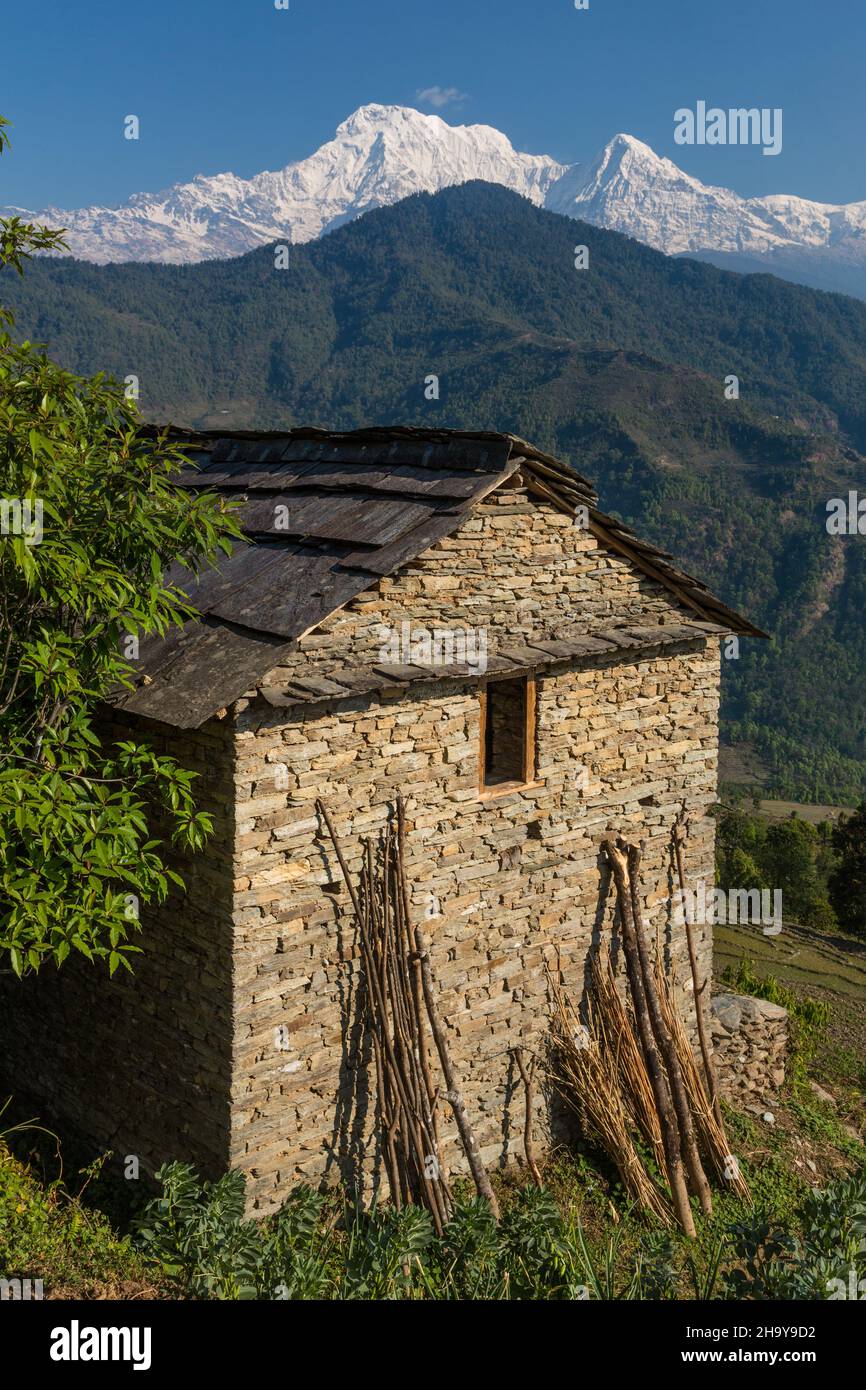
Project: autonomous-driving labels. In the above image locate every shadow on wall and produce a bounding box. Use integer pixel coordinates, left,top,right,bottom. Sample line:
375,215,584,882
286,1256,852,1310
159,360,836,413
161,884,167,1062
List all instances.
0,890,235,1188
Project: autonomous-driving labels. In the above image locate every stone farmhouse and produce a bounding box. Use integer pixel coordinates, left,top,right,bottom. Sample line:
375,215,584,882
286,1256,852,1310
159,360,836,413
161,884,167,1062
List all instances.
3,426,762,1213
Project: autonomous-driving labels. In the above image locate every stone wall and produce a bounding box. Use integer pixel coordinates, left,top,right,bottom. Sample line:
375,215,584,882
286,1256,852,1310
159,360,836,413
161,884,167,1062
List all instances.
258,486,689,694
711,992,789,1107
0,492,725,1210
0,714,237,1182
230,494,722,1211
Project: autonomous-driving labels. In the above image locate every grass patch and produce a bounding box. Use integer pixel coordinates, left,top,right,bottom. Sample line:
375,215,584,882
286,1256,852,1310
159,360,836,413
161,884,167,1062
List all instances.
0,1136,162,1299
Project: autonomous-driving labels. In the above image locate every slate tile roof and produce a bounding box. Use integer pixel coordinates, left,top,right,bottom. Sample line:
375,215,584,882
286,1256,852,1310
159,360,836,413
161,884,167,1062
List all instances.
111,426,764,728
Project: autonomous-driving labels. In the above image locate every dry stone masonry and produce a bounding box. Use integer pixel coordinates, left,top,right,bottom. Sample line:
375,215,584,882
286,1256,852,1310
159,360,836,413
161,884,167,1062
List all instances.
227,500,723,1208
711,993,789,1107
0,429,762,1213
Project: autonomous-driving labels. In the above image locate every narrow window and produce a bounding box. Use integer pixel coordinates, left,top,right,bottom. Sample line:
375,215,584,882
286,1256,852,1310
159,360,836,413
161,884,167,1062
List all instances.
479,674,536,791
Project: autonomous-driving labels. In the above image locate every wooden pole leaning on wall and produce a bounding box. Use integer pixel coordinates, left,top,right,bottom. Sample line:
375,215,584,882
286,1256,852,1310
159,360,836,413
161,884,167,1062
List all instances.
510,1046,542,1186
414,923,501,1222
366,831,448,1229
316,799,450,1233
589,946,666,1175
317,798,499,1225
395,820,455,1226
395,797,499,1220
603,838,697,1238
672,805,724,1129
625,841,713,1219
395,798,441,1163
652,947,751,1202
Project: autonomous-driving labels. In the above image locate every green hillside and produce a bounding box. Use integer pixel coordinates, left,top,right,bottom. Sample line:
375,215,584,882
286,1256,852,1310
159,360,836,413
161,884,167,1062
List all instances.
5,181,866,801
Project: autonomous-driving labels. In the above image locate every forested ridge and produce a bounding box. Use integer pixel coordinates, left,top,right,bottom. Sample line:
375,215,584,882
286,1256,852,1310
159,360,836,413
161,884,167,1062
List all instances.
6,181,866,801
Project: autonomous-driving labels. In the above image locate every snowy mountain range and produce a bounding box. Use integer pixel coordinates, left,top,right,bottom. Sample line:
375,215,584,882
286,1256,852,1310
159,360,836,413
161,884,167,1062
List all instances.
6,103,866,298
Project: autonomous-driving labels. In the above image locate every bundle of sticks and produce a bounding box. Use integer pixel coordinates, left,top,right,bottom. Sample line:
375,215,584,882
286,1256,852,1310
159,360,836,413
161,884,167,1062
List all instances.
588,945,666,1176
665,806,750,1202
548,967,675,1227
548,825,749,1237
654,949,750,1200
316,797,500,1232
603,835,710,1236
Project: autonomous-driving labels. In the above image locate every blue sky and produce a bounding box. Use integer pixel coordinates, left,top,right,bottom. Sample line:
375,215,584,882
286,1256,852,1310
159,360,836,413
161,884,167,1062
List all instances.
2,0,863,209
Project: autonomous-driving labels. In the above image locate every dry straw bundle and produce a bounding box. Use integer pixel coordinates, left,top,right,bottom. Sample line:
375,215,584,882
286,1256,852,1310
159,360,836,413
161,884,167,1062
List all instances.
547,967,674,1228
654,955,751,1201
588,946,665,1173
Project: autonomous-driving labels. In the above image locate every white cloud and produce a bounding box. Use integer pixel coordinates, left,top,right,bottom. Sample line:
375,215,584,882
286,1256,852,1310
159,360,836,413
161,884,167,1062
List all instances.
415,86,469,110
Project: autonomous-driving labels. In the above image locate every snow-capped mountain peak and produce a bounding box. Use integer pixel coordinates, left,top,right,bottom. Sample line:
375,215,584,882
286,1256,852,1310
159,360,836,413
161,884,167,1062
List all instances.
2,104,566,265
5,104,866,298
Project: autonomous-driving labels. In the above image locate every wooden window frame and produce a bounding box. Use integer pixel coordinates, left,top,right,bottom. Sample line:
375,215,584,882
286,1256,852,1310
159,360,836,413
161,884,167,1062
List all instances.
478,671,538,798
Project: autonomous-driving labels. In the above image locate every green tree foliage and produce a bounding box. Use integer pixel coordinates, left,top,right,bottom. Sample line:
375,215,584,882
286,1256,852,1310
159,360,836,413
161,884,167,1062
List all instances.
761,821,837,931
715,804,836,931
0,118,240,977
828,802,866,937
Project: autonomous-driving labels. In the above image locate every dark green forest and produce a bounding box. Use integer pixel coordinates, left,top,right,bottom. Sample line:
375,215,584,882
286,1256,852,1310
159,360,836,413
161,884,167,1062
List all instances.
5,181,866,802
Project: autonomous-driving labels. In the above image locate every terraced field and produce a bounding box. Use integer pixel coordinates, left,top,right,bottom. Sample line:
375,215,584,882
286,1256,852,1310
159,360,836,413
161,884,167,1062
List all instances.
715,918,866,1144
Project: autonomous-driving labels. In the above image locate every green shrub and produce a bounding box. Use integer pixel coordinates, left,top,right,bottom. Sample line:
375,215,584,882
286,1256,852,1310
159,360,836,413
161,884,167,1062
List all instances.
129,1160,866,1301
133,1163,264,1299
724,1168,866,1299
0,1138,152,1296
